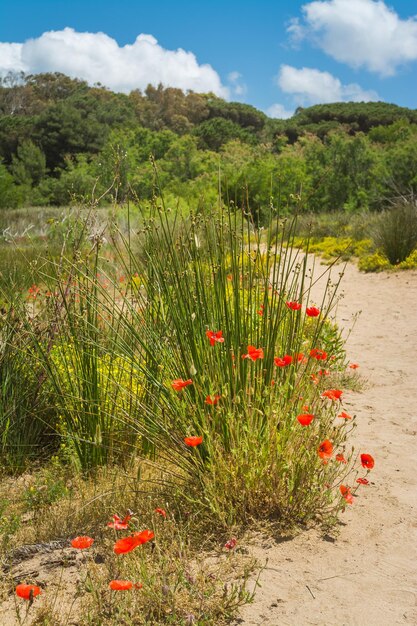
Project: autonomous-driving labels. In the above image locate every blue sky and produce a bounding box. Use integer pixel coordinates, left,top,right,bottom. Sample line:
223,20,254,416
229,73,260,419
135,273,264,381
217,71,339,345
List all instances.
0,0,416,116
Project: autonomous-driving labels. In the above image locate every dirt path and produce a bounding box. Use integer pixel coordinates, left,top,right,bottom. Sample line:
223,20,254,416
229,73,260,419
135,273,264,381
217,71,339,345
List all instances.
238,261,417,626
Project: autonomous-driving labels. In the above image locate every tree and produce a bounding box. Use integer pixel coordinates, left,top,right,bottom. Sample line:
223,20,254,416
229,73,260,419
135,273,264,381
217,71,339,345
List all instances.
0,162,22,208
11,141,46,187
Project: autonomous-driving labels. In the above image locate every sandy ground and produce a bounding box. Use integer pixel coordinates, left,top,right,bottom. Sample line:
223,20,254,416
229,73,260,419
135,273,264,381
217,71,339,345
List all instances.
237,261,417,626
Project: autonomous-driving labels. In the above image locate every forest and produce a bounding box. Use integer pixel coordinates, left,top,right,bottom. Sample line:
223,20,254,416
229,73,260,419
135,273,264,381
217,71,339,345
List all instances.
1,71,416,222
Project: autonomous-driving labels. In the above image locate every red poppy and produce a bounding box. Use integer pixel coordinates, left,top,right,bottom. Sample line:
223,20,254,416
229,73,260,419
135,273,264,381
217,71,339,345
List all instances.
71,536,94,549
184,436,203,447
338,411,352,420
107,512,132,530
109,580,134,590
113,538,137,556
356,477,369,485
318,439,333,460
286,301,301,310
155,507,167,518
306,306,320,317
171,379,193,391
15,584,41,600
224,537,237,550
360,453,374,470
310,348,328,361
297,413,314,426
242,345,264,361
205,394,221,405
114,529,154,555
321,389,343,401
206,330,225,346
336,453,347,464
340,485,353,504
257,305,264,316
135,529,154,544
349,363,359,369
318,369,330,377
274,355,293,367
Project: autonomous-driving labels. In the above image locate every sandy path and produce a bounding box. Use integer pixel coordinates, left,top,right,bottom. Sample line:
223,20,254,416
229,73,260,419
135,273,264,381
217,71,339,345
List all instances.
238,262,417,626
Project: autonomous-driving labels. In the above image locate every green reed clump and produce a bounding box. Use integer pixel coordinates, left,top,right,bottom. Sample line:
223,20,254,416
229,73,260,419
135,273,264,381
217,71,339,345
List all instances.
103,200,352,525
372,197,417,264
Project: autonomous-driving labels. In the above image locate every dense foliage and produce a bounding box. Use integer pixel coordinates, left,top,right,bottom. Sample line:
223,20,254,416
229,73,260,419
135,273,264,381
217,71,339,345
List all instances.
1,72,417,220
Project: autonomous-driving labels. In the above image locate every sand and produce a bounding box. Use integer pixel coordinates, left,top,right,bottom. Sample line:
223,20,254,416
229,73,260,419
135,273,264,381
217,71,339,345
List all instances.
237,261,417,626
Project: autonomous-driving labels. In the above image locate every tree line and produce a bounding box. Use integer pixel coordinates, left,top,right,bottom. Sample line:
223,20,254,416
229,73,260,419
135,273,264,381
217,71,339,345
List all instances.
0,72,416,220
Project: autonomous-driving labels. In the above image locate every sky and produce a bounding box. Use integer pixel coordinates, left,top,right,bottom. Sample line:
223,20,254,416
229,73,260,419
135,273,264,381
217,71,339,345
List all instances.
0,0,416,117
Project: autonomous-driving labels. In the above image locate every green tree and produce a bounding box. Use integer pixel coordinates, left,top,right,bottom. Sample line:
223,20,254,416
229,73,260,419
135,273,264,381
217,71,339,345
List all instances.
11,141,46,187
0,162,23,208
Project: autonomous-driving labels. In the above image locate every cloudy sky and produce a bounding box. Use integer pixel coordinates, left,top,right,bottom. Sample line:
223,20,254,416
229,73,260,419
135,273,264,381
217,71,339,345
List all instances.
0,0,416,117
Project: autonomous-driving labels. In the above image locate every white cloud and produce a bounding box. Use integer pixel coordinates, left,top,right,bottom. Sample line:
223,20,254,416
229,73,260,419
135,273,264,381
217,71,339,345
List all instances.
266,103,294,119
227,71,247,97
0,28,228,96
277,65,379,105
289,0,417,76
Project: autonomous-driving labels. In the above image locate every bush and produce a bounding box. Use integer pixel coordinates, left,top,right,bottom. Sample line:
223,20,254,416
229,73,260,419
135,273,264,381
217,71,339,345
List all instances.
372,199,417,264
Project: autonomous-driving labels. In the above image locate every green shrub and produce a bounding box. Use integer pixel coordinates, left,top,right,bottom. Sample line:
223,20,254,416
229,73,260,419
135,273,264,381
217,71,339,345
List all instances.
372,199,417,264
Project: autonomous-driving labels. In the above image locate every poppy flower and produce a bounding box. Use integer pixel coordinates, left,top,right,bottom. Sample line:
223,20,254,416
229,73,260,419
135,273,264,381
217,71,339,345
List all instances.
360,453,375,470
274,355,293,367
206,330,225,346
257,305,264,316
349,363,359,369
297,413,314,426
310,348,328,361
114,529,154,554
224,537,237,550
205,394,221,405
318,439,333,460
135,529,155,544
242,345,264,361
321,389,343,401
336,453,347,464
15,584,41,600
318,369,330,377
109,580,134,590
338,411,352,420
155,507,167,518
286,301,301,310
171,379,193,391
340,485,353,504
107,512,133,530
184,436,203,447
356,477,369,485
71,536,94,549
306,306,320,317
